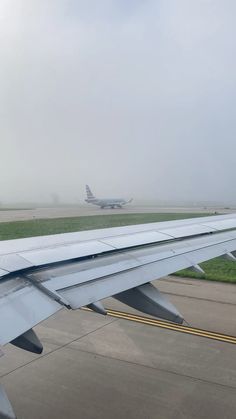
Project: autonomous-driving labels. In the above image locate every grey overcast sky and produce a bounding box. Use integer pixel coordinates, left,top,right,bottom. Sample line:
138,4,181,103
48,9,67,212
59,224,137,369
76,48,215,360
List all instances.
0,0,236,204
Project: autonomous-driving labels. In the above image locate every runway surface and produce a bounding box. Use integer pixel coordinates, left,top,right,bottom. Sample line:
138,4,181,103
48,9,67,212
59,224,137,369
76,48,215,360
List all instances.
0,204,234,222
1,276,236,419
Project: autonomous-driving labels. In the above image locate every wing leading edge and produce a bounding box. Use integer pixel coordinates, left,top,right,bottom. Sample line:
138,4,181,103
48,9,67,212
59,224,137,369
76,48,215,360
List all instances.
0,213,236,279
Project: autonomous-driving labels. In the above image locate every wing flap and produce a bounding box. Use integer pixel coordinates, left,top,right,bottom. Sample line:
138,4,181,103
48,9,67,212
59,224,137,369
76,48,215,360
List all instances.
0,278,61,345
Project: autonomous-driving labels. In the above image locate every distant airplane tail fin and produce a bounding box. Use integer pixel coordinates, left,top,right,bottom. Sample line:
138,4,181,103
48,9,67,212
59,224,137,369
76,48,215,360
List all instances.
85,185,96,202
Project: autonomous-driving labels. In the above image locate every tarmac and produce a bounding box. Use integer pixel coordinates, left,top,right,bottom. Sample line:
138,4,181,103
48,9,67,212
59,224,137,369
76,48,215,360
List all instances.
0,276,236,419
0,204,234,222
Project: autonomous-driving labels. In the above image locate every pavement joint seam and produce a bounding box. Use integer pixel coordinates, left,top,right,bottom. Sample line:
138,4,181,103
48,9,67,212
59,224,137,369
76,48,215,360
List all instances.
65,345,236,391
162,291,236,306
0,318,118,379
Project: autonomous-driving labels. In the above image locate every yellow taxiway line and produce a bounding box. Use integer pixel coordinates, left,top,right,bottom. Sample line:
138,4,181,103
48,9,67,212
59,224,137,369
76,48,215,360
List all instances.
83,307,236,344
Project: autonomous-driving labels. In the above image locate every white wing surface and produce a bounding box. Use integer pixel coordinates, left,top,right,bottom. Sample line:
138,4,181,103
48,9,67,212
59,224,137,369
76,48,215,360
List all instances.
1,213,236,418
0,213,236,351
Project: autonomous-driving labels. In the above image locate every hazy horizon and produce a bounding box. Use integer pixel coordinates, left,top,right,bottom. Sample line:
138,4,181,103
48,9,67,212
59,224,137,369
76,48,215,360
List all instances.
1,1,236,205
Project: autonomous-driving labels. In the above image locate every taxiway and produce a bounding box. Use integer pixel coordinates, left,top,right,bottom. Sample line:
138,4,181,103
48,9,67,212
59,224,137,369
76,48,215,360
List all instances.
0,276,236,419
0,204,234,222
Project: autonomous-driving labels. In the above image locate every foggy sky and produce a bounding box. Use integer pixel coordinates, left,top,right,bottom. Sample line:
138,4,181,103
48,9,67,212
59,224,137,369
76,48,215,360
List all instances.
1,1,236,204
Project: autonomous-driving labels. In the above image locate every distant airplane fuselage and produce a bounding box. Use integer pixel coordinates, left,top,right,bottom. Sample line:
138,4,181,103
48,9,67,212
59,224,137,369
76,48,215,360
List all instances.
85,185,132,209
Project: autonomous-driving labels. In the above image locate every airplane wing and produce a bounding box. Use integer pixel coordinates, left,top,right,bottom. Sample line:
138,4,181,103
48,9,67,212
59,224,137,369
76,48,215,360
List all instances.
1,212,236,417
1,212,236,353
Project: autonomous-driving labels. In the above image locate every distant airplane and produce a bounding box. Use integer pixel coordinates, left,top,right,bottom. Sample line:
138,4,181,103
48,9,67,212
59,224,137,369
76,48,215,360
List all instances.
85,185,133,209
